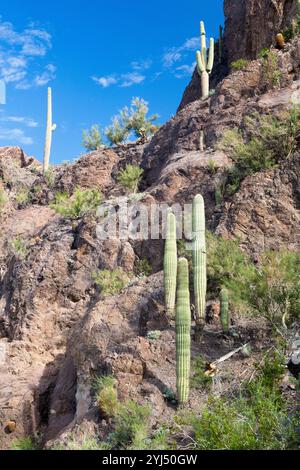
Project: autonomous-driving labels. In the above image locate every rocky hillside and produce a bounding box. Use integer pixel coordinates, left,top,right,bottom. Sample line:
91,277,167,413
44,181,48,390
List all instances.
0,0,300,451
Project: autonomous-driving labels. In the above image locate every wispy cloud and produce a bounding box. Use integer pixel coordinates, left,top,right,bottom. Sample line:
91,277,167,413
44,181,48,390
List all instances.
92,75,117,88
162,37,199,67
0,114,38,127
0,17,54,89
0,126,34,145
174,62,196,78
92,59,150,89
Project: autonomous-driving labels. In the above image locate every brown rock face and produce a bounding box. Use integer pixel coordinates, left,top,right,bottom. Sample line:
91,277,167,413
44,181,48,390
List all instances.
179,0,298,110
224,0,297,64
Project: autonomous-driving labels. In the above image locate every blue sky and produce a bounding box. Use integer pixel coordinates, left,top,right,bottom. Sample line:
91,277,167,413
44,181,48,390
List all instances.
0,0,224,164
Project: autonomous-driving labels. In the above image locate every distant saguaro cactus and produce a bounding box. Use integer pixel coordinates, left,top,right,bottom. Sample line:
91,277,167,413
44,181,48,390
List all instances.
192,194,207,325
220,288,230,332
43,87,56,174
196,21,215,99
164,212,177,316
176,257,191,404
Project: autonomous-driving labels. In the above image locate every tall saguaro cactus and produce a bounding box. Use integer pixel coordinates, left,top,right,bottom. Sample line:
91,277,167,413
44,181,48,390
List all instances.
220,288,230,332
176,258,191,404
164,212,178,316
192,194,207,325
196,21,215,99
43,87,56,174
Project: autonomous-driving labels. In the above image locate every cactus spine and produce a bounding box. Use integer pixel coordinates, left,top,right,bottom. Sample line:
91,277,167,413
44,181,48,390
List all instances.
220,288,230,332
196,21,215,99
176,258,191,404
43,87,56,174
164,212,177,316
192,195,207,325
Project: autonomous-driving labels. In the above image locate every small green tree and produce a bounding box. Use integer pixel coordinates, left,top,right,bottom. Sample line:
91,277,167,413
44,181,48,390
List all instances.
82,125,104,151
105,117,129,146
117,165,144,193
123,97,159,139
51,188,102,219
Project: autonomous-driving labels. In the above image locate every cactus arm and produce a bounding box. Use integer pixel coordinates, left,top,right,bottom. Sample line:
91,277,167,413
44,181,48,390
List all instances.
207,38,215,73
43,87,55,174
196,50,205,74
164,212,178,316
200,21,207,68
220,288,230,332
192,195,207,325
176,257,191,404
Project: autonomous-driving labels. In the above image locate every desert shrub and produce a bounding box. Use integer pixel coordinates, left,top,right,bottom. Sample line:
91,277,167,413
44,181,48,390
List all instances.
250,250,300,325
44,168,56,188
262,50,282,87
9,237,28,260
117,164,144,194
105,117,130,146
52,435,109,451
15,188,30,205
93,376,118,418
109,400,151,450
11,437,36,450
191,356,212,391
217,106,300,195
185,354,298,450
0,188,7,212
82,125,104,151
135,258,152,277
206,232,256,309
230,59,249,71
51,188,102,219
258,47,270,59
147,330,161,341
92,268,130,297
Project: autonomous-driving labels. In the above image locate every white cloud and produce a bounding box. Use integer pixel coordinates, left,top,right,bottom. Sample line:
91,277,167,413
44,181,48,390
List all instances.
92,58,150,89
0,127,33,145
174,62,196,78
0,115,38,127
0,17,54,88
92,75,117,88
120,72,145,87
34,64,56,86
162,36,199,67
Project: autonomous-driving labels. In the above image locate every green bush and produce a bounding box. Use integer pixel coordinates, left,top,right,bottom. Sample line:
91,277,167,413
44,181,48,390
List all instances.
15,189,30,205
207,232,300,324
51,188,102,219
185,354,298,450
82,125,104,151
11,437,36,450
262,50,281,88
105,117,130,146
191,356,212,391
122,97,159,139
93,376,119,418
9,237,29,260
217,106,300,195
135,258,152,277
92,268,130,297
110,400,151,450
117,164,144,194
230,59,249,71
0,188,7,212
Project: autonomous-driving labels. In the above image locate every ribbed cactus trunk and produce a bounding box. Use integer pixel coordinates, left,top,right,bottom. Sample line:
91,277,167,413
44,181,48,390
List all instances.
196,21,215,99
176,258,191,404
43,87,56,174
164,212,177,316
220,288,230,332
192,194,207,326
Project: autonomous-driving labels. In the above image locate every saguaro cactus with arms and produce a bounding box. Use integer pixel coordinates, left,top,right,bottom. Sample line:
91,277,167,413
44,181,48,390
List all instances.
196,21,215,99
43,87,56,174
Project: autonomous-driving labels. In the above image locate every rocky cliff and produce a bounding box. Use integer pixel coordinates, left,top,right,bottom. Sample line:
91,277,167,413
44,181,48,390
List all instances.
0,1,300,451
